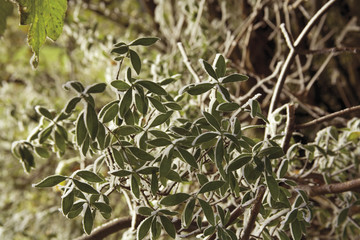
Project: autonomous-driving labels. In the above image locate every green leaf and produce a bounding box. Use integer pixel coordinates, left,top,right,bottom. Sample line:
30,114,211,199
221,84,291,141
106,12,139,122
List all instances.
112,148,125,169
163,103,181,112
110,169,132,177
220,74,248,83
35,106,53,119
93,202,112,214
147,138,172,147
101,103,119,123
278,230,290,240
186,83,214,95
76,113,87,146
348,131,360,142
260,146,284,159
129,49,141,74
76,170,103,183
135,80,167,95
183,198,196,227
34,146,50,159
149,111,173,128
203,226,216,236
137,216,153,240
130,37,160,46
176,147,198,169
159,215,176,238
67,201,85,219
62,190,74,216
111,80,131,91
33,175,67,188
131,174,140,198
83,206,93,235
216,102,240,112
137,206,153,216
165,170,182,182
192,132,219,145
203,111,221,131
128,147,155,161
54,130,66,152
85,103,98,140
111,45,129,55
198,198,215,226
119,88,133,118
265,174,279,200
226,154,252,172
158,209,178,216
170,126,192,136
15,0,67,67
198,180,225,194
115,125,140,136
217,84,231,102
277,160,288,178
0,0,13,36
290,219,302,240
249,99,260,118
86,83,107,93
284,209,298,225
214,54,226,78
73,179,99,195
151,172,158,195
200,59,218,80
148,97,167,113
338,208,349,226
160,193,191,206
64,97,81,113
160,156,172,179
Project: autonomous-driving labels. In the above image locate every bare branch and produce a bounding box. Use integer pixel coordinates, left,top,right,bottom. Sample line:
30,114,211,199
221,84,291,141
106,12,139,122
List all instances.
268,0,338,115
295,105,360,129
242,186,266,240
301,178,360,197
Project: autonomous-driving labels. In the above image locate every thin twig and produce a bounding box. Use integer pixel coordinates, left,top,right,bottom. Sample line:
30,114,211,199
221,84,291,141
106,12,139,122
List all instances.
177,42,200,83
282,104,295,152
295,105,360,129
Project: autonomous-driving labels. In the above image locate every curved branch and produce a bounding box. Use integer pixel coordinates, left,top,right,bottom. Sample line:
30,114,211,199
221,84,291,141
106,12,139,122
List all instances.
268,0,338,115
74,215,144,240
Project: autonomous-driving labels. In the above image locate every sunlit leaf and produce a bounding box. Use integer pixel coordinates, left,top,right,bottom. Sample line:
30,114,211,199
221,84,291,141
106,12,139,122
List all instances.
129,49,141,74
160,193,191,206
33,175,67,188
198,180,225,194
130,37,160,46
83,206,93,235
200,59,218,80
220,74,248,83
159,215,176,238
198,198,215,226
76,170,103,183
137,216,153,240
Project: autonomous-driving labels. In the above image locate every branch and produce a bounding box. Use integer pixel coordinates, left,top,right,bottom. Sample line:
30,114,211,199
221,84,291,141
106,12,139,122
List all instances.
241,185,266,240
298,47,360,55
268,0,338,115
74,212,201,240
301,178,360,197
74,215,145,240
294,105,360,129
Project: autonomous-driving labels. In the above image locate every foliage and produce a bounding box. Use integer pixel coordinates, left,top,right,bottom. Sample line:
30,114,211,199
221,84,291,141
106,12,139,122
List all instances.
2,0,360,240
